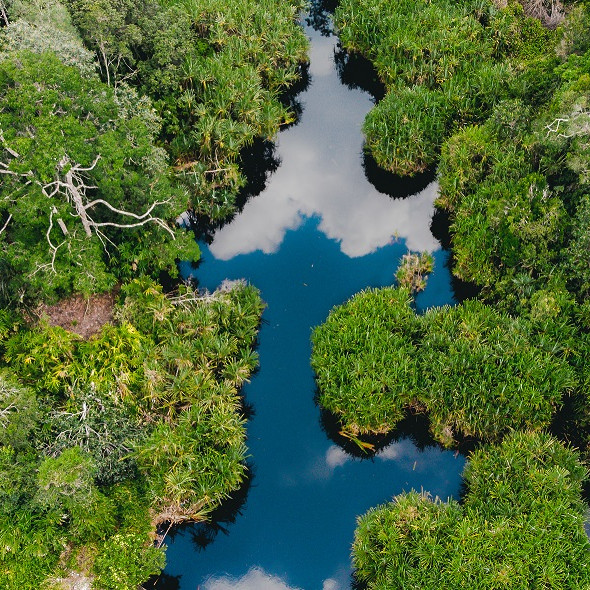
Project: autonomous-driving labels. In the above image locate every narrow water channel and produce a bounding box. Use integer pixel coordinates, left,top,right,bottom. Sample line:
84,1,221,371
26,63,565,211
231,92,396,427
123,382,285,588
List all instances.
161,14,466,590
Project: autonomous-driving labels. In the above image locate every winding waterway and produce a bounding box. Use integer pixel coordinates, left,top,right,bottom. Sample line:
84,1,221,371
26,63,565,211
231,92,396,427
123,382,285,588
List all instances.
161,14,466,590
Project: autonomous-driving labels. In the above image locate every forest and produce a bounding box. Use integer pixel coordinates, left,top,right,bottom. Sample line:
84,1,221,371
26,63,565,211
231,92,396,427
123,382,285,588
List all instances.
1,0,590,587
0,0,302,587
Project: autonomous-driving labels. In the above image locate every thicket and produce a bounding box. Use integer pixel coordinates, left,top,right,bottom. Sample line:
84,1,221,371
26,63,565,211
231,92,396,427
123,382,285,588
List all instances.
0,278,264,589
0,0,201,304
62,0,308,220
311,285,575,446
437,10,590,306
0,0,307,305
353,431,590,589
326,1,590,585
334,0,561,175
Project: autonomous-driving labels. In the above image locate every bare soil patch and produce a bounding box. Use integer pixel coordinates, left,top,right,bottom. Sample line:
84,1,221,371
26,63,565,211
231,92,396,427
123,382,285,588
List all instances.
36,289,118,339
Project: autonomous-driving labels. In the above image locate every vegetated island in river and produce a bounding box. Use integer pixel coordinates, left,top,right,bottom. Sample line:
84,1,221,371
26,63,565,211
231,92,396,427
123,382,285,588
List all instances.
2,0,590,587
311,0,590,585
0,0,305,587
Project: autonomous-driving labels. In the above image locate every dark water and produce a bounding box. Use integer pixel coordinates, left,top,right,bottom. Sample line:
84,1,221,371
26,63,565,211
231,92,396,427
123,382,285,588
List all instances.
163,19,465,590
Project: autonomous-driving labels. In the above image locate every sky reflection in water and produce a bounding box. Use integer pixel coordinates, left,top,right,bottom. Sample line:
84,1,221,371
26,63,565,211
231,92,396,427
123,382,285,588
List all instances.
210,33,440,261
165,20,464,590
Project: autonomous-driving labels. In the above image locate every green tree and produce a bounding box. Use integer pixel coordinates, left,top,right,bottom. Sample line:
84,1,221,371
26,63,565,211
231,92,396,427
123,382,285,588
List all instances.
0,51,198,303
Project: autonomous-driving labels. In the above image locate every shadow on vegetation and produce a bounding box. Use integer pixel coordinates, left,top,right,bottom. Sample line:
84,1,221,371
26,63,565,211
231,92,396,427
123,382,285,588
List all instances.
550,393,590,503
305,0,339,37
351,571,367,590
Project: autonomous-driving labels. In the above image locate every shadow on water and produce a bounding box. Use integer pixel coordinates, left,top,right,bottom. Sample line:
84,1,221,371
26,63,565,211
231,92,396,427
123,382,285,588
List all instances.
430,208,481,303
334,45,385,102
189,139,282,243
305,0,339,36
279,61,311,130
332,43,438,200
146,572,181,590
319,402,447,458
154,466,254,559
185,467,255,552
362,150,435,199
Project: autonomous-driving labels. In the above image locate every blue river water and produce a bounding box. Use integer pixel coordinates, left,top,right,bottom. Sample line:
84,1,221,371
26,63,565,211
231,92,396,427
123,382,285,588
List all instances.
163,17,466,590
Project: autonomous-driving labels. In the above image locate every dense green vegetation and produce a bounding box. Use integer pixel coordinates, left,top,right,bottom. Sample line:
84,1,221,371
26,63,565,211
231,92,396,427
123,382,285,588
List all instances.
0,278,263,588
320,0,590,585
353,432,590,589
335,0,561,175
0,0,291,586
62,0,308,220
311,285,574,446
0,0,307,303
2,0,590,585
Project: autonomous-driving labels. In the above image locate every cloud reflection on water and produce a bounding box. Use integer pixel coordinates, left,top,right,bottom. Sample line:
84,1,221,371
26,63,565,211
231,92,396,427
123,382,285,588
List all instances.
208,33,441,261
316,439,434,479
203,568,300,590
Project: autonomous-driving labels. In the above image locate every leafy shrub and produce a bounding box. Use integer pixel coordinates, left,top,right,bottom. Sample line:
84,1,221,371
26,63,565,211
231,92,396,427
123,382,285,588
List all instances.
92,532,166,590
353,432,590,589
335,0,559,175
311,287,420,435
312,287,574,445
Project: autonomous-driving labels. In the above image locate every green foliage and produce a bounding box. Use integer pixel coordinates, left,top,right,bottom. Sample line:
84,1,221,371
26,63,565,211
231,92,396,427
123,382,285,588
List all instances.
335,0,560,175
566,193,590,297
93,532,166,590
312,284,574,445
420,300,573,445
0,278,263,587
0,372,39,450
353,432,590,589
311,287,420,435
0,50,199,304
0,0,96,76
64,0,309,221
395,252,434,293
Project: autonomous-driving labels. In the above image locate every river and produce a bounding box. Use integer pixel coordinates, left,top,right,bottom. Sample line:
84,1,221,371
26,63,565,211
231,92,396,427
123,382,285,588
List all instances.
160,11,466,590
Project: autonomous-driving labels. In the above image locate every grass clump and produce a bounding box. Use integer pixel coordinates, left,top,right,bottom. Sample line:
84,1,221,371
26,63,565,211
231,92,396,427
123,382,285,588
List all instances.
311,276,574,446
395,252,434,293
353,431,590,589
311,287,420,435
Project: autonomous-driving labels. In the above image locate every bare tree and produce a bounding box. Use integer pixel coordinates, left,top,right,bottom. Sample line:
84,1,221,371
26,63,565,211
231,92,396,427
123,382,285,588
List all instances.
0,130,177,273
0,1,8,27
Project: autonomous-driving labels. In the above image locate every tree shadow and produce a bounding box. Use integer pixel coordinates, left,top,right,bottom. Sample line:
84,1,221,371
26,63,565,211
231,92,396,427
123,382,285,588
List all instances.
160,466,254,553
306,0,340,36
144,572,181,590
318,399,443,459
279,61,311,131
362,150,435,199
318,391,477,462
